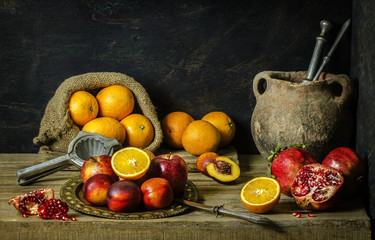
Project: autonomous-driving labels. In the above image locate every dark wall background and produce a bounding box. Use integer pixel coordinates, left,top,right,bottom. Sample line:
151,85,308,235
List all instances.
0,0,352,154
352,0,375,227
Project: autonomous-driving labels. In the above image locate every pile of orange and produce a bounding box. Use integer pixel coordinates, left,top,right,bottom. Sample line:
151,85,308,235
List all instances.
68,85,154,148
161,111,236,155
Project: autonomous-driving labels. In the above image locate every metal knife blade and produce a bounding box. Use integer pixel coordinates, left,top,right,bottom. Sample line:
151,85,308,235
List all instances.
176,199,274,225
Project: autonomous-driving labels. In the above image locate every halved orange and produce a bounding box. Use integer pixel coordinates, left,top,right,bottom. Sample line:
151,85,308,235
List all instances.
240,177,280,214
111,147,151,180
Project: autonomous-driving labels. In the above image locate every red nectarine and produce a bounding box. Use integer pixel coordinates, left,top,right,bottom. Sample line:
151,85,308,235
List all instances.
141,178,174,210
106,180,141,212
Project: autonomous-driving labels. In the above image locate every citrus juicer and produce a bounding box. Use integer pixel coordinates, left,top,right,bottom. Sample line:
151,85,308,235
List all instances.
17,131,122,186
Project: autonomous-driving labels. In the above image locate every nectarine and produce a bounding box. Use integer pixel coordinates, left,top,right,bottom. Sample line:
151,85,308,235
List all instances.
141,178,174,210
106,180,141,212
83,174,116,205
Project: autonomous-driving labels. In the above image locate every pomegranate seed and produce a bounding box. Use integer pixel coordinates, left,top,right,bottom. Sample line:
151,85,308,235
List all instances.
292,212,299,216
22,213,28,218
70,216,77,221
296,213,302,218
38,198,69,220
308,213,314,217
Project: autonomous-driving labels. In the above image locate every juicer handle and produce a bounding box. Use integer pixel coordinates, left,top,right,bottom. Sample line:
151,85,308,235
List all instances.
16,154,72,186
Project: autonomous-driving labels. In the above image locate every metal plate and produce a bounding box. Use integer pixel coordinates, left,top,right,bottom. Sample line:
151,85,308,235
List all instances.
60,175,199,220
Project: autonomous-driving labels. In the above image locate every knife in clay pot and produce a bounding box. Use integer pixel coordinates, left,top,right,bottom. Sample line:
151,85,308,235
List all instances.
176,199,274,225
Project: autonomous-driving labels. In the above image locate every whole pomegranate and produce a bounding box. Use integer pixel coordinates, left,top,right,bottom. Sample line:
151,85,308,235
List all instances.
270,147,317,196
322,147,364,196
8,188,54,215
291,163,344,210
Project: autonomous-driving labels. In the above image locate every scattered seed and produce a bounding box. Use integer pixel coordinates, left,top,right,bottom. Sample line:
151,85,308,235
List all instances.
22,213,28,218
308,213,314,217
70,216,77,221
296,213,302,218
292,212,299,216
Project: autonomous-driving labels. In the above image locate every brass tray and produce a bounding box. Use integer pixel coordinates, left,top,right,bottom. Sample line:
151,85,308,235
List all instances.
60,175,199,220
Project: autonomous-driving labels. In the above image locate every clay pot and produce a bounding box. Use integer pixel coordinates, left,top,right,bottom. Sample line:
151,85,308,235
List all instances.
251,71,354,162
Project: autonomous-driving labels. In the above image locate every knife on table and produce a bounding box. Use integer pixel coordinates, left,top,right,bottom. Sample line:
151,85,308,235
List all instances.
176,199,274,225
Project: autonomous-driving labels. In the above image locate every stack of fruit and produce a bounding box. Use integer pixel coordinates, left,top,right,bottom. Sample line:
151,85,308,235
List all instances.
80,147,188,212
69,85,154,149
161,111,241,183
161,111,235,155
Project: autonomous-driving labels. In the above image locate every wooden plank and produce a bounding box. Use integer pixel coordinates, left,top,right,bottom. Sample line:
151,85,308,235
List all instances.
0,154,371,240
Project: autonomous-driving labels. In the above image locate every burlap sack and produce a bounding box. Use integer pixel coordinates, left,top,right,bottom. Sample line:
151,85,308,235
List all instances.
33,72,163,158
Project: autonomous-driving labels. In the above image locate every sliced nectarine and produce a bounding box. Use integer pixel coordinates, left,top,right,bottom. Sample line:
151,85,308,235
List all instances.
206,156,240,183
196,152,220,176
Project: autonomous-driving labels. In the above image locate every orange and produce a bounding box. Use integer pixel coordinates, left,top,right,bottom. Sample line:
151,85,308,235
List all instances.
181,120,221,156
82,117,126,144
111,147,151,180
240,177,281,214
161,112,195,149
96,85,135,120
68,91,99,126
120,114,154,149
202,111,236,147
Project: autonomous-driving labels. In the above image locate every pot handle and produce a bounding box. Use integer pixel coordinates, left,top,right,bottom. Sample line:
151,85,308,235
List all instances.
253,72,270,99
330,76,353,105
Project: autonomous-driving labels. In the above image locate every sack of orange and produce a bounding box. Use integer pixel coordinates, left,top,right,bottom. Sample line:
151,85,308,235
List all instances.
161,111,236,155
68,85,154,149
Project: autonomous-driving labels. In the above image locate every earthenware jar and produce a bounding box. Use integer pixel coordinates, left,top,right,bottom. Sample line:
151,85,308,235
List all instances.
251,71,354,161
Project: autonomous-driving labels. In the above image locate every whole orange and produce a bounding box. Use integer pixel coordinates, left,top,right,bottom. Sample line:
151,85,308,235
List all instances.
68,91,99,126
82,117,126,144
120,114,154,149
96,85,135,121
181,120,221,155
202,111,236,147
161,112,195,149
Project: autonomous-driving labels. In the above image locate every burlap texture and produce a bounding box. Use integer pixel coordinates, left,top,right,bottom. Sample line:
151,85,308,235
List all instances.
33,72,163,156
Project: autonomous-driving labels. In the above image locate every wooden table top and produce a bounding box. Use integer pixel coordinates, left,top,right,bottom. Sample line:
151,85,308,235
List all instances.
0,153,371,240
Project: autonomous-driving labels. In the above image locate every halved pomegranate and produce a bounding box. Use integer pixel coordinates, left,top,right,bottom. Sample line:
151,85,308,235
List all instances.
291,163,344,210
8,188,54,215
270,147,318,196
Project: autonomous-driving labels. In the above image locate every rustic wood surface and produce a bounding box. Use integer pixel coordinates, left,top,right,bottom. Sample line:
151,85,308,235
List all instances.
0,153,371,240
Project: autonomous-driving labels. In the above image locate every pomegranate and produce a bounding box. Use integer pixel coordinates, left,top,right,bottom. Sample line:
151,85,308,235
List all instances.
291,163,344,210
8,188,54,215
322,147,364,196
38,199,69,220
270,147,317,196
